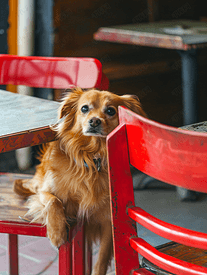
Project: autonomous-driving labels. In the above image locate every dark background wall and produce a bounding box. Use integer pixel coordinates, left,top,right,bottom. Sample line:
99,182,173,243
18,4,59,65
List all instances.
0,0,8,54
53,0,207,127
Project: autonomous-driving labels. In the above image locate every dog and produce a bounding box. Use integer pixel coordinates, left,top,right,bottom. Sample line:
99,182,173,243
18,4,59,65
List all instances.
14,88,147,275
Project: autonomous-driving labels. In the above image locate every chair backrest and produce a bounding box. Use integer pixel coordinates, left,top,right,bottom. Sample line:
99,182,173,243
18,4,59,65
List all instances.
107,106,207,275
0,54,109,90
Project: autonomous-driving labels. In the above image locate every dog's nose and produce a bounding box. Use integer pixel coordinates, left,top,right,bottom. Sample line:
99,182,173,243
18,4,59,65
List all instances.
89,117,101,128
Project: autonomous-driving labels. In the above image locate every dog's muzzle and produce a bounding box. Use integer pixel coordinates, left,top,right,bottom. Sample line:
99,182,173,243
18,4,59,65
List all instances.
86,117,103,135
89,117,101,128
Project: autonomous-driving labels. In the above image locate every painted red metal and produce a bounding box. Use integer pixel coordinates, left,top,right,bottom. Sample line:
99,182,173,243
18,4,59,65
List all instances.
132,269,155,275
0,220,47,236
130,238,207,275
0,54,109,90
128,207,207,250
59,241,73,275
107,106,207,274
107,124,140,275
9,234,18,275
72,223,85,275
119,106,207,193
58,223,86,275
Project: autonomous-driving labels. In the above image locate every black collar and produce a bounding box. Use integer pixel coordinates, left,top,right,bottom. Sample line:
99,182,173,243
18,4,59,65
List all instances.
93,158,101,171
83,158,101,171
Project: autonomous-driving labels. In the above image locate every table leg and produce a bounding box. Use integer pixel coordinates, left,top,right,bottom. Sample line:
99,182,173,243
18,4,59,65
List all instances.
178,49,199,125
133,49,200,200
177,49,199,201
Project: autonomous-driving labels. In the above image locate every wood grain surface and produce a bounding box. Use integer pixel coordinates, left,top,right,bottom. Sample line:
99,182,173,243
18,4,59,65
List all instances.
142,242,207,274
0,173,32,223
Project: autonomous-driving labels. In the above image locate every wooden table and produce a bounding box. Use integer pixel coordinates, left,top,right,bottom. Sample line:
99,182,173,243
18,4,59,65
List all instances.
0,90,59,153
94,20,207,125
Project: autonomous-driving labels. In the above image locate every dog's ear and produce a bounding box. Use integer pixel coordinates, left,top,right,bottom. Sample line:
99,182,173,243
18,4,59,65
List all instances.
52,88,84,134
59,87,83,119
120,94,147,117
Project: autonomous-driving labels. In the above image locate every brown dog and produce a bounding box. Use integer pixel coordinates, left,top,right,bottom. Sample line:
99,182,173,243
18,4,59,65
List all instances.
14,88,146,275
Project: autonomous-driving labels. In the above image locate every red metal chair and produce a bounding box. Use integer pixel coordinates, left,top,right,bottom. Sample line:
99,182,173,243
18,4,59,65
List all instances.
107,106,207,275
0,54,109,90
0,54,109,274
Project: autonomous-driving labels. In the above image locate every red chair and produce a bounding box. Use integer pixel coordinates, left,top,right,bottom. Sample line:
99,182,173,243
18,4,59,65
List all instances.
107,106,207,275
0,54,109,274
0,54,109,90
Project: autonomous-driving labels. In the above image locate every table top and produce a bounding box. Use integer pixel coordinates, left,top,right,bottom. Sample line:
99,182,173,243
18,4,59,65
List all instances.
0,90,59,153
94,20,207,50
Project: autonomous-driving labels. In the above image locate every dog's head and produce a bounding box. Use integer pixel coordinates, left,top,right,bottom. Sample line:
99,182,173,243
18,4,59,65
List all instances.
56,88,146,138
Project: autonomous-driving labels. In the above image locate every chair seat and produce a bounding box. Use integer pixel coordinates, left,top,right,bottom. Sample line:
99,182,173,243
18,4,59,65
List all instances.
0,173,32,223
141,242,207,275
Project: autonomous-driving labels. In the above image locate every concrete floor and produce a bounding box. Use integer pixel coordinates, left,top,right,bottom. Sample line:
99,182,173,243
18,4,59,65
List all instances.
133,178,207,247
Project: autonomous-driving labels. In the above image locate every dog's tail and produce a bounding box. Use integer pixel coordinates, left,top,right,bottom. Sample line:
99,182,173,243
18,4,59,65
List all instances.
13,179,35,199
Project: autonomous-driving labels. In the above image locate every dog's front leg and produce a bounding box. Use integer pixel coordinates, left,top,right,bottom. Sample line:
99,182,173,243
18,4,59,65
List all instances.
92,221,113,275
39,191,67,248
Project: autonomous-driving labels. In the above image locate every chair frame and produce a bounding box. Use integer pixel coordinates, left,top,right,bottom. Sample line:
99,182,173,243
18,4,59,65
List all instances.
0,54,108,274
107,106,207,275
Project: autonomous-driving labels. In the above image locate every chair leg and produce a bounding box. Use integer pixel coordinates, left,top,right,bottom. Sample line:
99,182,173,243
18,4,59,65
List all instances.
59,241,72,275
8,234,18,275
59,224,89,275
72,224,85,275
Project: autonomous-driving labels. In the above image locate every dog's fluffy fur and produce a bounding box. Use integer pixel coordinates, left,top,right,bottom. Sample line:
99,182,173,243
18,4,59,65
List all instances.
14,88,146,275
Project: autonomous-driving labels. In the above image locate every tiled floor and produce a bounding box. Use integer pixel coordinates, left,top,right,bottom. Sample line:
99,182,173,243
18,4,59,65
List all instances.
0,234,58,275
0,233,115,275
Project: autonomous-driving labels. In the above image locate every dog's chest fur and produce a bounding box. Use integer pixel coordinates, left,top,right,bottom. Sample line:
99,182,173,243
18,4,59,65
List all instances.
42,143,110,222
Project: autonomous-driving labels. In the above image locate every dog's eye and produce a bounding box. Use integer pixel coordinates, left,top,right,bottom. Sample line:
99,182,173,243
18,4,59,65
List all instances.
106,107,116,116
81,105,89,113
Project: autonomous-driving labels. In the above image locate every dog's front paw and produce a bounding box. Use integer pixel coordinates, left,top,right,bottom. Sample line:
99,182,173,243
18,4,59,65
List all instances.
47,220,67,248
46,199,68,248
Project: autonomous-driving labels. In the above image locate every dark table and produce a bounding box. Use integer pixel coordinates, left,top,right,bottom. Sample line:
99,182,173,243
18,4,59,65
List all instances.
94,20,207,125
